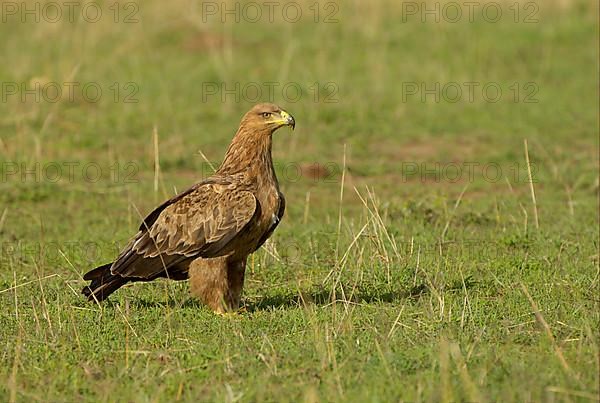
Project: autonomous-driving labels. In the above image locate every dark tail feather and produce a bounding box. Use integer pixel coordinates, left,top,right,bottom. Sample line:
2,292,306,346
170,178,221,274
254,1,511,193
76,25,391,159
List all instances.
82,263,129,302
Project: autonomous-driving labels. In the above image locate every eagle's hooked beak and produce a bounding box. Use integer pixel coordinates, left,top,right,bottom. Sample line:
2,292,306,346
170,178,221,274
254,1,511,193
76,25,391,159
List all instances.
277,110,295,130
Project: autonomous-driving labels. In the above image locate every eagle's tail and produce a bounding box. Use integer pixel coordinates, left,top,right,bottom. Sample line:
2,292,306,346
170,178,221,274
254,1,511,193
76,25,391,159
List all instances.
82,263,129,302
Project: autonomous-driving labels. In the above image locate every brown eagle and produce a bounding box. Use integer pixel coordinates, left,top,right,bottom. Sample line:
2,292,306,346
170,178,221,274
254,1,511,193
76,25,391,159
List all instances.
82,103,295,313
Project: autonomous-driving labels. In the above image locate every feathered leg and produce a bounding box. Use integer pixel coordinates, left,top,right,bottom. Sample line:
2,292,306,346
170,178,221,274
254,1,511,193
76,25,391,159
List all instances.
226,259,246,310
189,256,247,313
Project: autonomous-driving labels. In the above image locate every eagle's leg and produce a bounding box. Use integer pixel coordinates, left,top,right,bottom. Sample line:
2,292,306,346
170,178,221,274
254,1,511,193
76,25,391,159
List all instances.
225,258,246,311
188,257,246,313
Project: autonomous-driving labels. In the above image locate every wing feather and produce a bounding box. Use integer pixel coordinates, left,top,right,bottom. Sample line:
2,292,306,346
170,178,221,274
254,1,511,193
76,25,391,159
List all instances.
110,181,258,279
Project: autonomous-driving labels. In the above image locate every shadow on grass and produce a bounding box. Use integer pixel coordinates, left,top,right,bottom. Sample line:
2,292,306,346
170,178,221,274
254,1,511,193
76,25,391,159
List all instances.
111,284,428,312
244,283,430,312
89,277,476,312
245,276,478,311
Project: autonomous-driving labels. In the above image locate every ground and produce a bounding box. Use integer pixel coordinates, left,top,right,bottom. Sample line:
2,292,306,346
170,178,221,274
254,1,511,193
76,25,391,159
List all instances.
0,0,598,401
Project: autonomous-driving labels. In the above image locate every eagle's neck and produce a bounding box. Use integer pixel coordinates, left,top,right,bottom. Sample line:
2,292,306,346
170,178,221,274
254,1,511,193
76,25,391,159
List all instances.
217,128,276,186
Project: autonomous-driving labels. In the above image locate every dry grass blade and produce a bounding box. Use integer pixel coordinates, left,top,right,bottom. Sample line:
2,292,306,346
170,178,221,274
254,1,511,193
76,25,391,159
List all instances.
448,341,484,402
524,139,539,230
335,144,347,261
439,338,454,403
441,183,469,241
323,221,369,286
197,147,216,173
545,386,600,401
0,274,59,295
520,283,582,384
153,125,160,195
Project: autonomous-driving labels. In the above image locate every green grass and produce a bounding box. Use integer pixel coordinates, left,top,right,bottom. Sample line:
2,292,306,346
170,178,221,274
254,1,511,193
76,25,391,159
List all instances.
1,0,599,401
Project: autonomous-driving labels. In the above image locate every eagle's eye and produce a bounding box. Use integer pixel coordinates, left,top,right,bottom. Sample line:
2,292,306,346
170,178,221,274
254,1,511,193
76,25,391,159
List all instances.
261,112,272,119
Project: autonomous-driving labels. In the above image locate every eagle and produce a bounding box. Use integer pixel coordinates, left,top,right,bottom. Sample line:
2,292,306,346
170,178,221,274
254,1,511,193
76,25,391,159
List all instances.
82,103,295,313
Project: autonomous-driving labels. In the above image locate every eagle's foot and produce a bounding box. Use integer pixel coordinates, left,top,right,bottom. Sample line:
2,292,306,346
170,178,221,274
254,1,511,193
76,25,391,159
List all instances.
215,305,246,317
216,311,236,317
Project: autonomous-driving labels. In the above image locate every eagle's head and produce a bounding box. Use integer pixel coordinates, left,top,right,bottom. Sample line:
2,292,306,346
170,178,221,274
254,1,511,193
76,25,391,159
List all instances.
241,103,295,134
219,103,296,173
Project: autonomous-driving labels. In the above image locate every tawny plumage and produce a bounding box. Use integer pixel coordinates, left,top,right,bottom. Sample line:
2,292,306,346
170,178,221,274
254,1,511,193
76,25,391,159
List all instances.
82,103,294,313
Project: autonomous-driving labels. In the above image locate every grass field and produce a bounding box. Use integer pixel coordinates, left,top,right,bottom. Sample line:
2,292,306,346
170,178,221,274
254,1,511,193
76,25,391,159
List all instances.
1,0,599,401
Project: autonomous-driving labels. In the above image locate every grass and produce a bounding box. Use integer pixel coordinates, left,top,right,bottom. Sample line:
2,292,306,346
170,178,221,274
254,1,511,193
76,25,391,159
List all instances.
1,0,599,401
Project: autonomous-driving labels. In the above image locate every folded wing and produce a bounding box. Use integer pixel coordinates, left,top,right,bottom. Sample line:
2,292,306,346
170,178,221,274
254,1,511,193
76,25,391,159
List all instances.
109,180,258,279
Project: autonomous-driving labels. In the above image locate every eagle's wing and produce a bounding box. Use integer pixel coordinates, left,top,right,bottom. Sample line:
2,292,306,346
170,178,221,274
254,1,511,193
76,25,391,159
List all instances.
254,192,285,251
110,180,258,279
